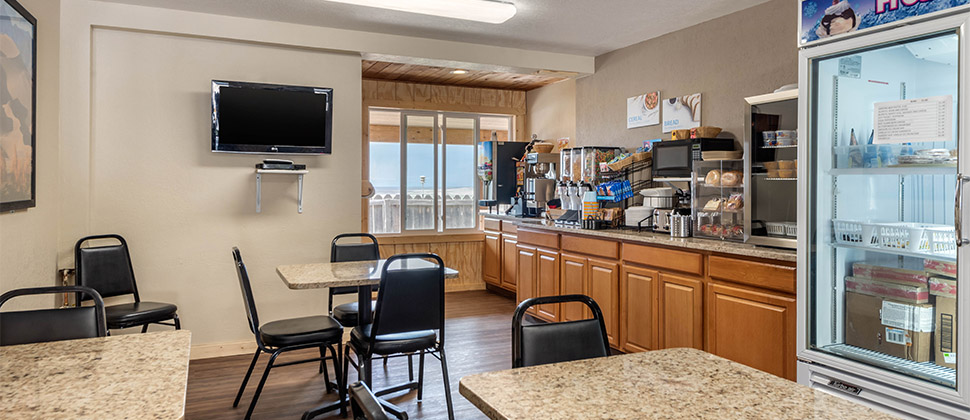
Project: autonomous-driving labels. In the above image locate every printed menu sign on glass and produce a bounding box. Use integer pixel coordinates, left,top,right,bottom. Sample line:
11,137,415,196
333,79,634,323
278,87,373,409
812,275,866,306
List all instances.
0,0,36,211
662,93,701,133
800,0,970,45
873,95,953,144
627,91,660,129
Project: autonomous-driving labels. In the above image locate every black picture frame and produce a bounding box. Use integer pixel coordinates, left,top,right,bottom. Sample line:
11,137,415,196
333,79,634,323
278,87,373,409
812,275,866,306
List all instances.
1,0,37,212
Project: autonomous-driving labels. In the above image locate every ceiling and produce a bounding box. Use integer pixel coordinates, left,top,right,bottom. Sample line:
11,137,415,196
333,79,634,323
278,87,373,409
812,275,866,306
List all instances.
95,0,772,56
363,60,565,90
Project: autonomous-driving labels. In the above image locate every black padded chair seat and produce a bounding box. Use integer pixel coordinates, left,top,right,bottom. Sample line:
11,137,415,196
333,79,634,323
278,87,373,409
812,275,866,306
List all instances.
258,315,343,348
332,300,377,327
105,301,177,328
350,324,436,355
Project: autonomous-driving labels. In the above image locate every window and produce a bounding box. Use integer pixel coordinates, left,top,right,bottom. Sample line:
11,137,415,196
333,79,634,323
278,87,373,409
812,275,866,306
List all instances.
367,108,512,234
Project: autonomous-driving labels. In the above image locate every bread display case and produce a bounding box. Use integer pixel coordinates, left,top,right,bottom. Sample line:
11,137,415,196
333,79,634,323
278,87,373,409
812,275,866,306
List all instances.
692,159,745,241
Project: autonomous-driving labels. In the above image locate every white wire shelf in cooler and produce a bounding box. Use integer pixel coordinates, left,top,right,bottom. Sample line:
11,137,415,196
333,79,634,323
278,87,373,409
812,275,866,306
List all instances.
823,344,955,388
832,220,956,260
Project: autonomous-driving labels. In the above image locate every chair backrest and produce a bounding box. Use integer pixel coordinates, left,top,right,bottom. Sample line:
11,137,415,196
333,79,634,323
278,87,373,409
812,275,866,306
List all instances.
0,286,107,346
330,233,381,295
331,233,380,263
371,253,445,340
75,234,139,300
349,382,390,420
512,294,610,368
231,247,261,342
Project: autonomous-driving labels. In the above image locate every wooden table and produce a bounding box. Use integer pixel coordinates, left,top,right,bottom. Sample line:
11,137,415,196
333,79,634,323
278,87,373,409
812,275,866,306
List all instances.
459,348,900,420
0,330,192,420
277,258,458,419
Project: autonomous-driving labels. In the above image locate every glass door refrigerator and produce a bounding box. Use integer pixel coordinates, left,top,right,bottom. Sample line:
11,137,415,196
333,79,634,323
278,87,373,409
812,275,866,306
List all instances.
798,7,970,419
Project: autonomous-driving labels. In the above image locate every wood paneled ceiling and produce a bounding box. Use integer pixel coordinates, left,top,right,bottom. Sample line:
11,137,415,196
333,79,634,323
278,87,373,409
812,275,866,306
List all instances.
362,60,566,91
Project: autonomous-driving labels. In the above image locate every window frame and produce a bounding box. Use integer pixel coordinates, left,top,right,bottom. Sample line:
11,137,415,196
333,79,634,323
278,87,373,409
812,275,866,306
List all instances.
367,107,512,236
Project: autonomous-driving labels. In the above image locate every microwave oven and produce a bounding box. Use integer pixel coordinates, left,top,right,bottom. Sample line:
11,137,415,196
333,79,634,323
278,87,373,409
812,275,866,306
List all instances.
653,138,735,177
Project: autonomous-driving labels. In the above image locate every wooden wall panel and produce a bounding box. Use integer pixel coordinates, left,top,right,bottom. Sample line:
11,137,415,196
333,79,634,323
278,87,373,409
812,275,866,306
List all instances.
378,241,485,293
363,79,527,117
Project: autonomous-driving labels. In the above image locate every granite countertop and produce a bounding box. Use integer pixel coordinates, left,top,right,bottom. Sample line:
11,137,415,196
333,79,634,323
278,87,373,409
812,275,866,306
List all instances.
459,348,898,420
483,214,796,262
277,258,460,289
0,330,192,420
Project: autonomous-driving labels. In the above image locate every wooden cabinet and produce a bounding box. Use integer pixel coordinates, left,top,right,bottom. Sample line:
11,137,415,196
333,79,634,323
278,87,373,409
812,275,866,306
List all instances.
483,231,501,286
535,249,560,321
501,234,518,291
560,253,588,322
660,273,704,350
515,244,536,310
620,265,658,353
588,258,619,347
707,282,796,380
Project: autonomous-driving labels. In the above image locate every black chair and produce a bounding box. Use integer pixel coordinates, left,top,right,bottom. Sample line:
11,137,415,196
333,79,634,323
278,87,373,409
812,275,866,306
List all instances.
0,286,107,346
231,247,346,420
512,295,610,368
349,382,391,420
329,233,381,327
74,234,180,332
342,253,455,420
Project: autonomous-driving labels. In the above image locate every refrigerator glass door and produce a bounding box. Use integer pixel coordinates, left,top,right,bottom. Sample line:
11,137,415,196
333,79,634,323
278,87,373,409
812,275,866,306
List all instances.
809,30,960,390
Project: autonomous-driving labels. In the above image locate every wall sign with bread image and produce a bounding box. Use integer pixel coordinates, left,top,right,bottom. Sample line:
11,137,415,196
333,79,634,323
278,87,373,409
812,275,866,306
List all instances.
662,93,701,133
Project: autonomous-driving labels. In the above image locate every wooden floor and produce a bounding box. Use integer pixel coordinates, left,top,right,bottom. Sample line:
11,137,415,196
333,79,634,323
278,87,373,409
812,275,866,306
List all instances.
186,290,516,420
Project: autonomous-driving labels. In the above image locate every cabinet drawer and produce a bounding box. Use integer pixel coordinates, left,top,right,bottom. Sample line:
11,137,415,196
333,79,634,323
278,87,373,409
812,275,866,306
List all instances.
517,228,559,250
623,243,703,276
483,218,501,232
501,221,518,234
561,235,619,260
709,255,795,294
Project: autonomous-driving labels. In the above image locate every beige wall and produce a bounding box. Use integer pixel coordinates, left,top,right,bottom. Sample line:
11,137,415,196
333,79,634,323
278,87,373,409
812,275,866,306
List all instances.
0,0,60,310
526,79,576,144
575,0,797,148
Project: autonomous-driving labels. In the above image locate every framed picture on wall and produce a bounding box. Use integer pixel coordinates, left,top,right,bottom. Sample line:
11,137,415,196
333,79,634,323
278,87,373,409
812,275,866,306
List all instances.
1,0,36,212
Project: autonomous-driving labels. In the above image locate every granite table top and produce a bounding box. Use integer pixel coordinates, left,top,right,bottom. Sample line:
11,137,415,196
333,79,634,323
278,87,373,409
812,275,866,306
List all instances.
277,258,460,289
459,348,899,420
488,216,797,262
0,330,192,420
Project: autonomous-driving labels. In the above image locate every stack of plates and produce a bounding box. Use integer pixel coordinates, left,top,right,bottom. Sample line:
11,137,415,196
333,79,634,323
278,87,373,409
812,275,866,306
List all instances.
702,150,743,160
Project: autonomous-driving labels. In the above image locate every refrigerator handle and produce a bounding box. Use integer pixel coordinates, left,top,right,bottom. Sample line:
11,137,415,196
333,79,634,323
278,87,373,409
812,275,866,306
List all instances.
956,173,970,246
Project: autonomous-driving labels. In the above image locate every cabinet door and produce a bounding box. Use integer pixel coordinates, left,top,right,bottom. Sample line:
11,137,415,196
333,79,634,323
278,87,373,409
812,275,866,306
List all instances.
515,244,536,311
501,235,518,290
535,249,560,322
483,232,501,286
587,258,619,348
660,273,703,350
707,283,796,380
620,265,659,353
560,253,588,322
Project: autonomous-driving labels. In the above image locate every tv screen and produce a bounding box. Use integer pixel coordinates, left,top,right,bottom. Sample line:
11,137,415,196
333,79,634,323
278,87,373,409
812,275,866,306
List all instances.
211,80,333,154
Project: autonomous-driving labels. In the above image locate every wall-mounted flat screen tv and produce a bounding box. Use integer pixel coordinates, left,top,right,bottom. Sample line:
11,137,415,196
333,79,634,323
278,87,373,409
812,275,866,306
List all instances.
211,80,333,154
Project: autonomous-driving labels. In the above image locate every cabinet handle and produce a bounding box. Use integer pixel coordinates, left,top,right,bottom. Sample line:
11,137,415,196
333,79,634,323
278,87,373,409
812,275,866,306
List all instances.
955,173,969,247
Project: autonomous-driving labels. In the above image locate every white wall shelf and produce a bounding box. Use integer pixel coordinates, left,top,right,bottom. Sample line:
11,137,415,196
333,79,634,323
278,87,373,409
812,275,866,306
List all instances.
255,168,309,213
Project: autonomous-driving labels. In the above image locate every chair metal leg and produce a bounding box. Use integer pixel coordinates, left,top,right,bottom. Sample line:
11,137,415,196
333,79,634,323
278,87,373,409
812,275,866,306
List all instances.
342,345,352,400
408,353,414,382
320,346,334,393
439,348,455,420
141,324,149,333
417,350,426,401
245,351,282,420
173,313,181,330
329,344,347,418
233,348,261,408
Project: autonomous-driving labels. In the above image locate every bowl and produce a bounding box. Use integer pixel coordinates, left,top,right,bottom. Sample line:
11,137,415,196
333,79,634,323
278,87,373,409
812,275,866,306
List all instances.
764,161,780,170
533,142,554,153
672,129,691,140
777,160,796,169
778,169,796,178
767,169,780,178
692,126,722,138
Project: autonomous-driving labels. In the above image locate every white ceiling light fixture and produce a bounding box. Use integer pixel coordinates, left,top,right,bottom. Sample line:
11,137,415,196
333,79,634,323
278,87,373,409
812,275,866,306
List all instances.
323,0,516,24
451,69,469,74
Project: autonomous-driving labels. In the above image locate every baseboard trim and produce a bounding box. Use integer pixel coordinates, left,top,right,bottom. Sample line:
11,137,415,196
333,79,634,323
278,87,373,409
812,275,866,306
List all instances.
190,340,256,360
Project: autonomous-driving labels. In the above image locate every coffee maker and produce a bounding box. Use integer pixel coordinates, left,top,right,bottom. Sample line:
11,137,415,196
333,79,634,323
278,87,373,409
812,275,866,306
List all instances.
524,152,559,217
